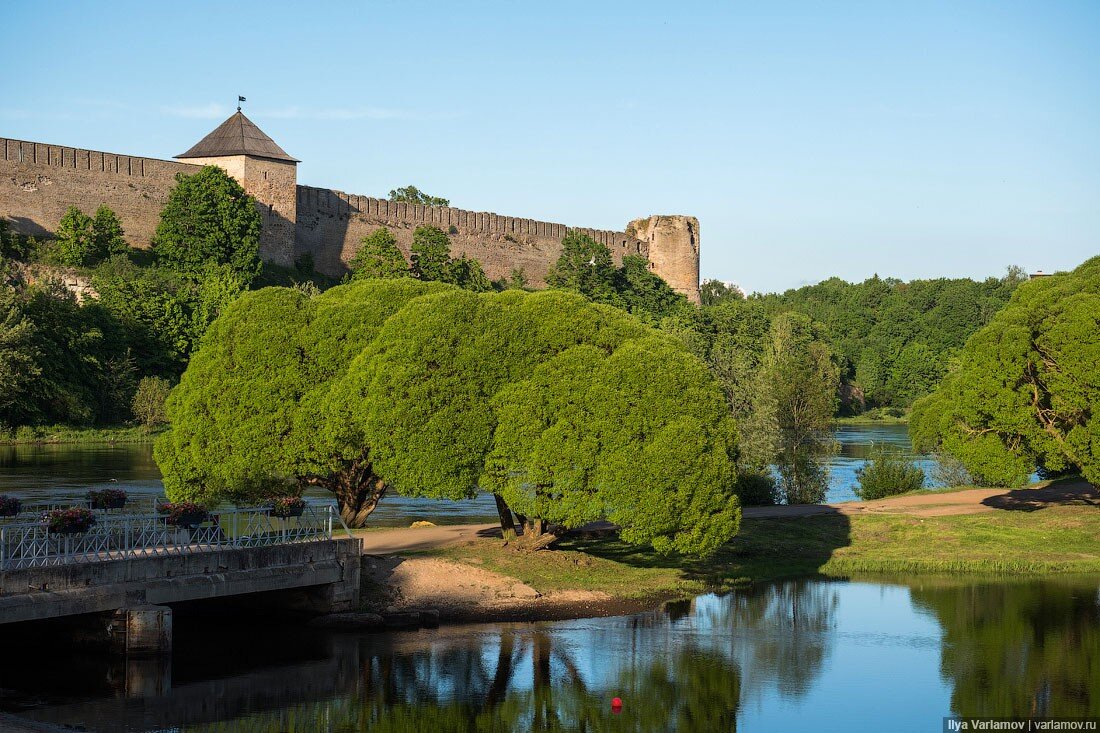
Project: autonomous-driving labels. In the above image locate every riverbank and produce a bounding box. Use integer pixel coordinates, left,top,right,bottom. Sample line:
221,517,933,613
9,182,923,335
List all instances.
0,425,161,445
363,481,1099,621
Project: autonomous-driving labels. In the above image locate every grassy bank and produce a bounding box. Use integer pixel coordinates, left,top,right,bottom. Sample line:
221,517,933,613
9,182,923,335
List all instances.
429,504,1100,601
835,409,909,425
0,425,162,445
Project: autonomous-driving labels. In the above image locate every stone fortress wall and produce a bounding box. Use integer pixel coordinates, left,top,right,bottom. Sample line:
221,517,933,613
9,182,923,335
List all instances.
1,133,701,301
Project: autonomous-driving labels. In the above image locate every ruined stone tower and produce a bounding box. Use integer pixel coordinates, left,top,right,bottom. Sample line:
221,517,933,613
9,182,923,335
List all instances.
175,111,298,266
627,215,701,303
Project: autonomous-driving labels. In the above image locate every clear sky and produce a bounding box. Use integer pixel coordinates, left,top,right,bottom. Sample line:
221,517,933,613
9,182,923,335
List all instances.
3,1,1097,292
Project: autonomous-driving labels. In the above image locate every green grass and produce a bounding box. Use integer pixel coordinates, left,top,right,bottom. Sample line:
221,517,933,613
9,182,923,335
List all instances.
836,409,909,425
429,504,1100,602
0,424,162,445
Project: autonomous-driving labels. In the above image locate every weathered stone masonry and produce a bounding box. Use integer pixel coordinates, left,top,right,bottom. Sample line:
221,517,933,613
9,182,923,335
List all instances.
1,114,701,301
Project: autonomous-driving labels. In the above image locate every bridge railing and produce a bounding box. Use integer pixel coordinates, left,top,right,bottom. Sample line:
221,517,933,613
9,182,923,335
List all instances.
0,504,338,571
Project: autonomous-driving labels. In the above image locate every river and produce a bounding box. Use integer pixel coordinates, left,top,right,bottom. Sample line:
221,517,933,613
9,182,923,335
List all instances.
1,427,1097,730
0,424,931,524
2,576,1097,731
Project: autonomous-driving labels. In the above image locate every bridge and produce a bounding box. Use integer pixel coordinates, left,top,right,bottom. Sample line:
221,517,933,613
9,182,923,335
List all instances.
0,504,362,654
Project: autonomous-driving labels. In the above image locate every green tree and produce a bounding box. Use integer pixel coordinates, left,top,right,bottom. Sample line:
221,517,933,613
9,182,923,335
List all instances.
54,206,96,266
154,279,452,523
615,254,689,322
328,288,739,554
91,205,128,259
152,166,262,282
765,312,839,504
700,278,743,306
131,376,172,429
0,286,39,427
910,256,1100,486
388,185,450,207
447,255,494,292
349,227,408,280
409,225,454,282
484,337,741,555
545,231,619,304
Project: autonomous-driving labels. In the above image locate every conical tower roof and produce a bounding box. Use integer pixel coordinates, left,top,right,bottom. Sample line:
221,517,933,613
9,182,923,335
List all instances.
175,110,299,163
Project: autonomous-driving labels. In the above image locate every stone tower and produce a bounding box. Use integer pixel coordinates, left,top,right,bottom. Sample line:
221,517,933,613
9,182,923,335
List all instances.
175,111,299,266
627,215,701,303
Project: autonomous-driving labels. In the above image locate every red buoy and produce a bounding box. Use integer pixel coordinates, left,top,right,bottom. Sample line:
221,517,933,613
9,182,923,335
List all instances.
611,697,623,713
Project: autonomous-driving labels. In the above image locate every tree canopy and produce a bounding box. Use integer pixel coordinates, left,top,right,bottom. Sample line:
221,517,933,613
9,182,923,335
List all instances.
154,278,450,524
152,166,262,282
157,285,741,554
388,185,450,207
349,227,408,280
910,257,1100,486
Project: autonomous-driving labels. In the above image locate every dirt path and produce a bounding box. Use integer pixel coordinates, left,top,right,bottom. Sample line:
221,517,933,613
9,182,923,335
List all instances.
351,481,1098,555
744,480,1098,518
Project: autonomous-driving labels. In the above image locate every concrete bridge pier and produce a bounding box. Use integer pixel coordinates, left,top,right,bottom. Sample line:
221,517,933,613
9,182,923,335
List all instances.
108,605,173,656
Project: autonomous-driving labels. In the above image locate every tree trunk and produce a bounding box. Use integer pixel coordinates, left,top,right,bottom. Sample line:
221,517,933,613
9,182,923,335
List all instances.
336,477,387,528
516,517,559,551
493,494,518,542
303,457,387,529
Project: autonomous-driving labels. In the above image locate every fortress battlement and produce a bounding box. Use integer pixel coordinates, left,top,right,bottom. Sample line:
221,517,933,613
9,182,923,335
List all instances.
1,114,700,301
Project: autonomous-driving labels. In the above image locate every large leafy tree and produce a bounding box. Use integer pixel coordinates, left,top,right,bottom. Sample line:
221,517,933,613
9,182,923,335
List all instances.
0,286,39,426
54,206,95,267
765,312,839,504
484,337,741,555
349,227,408,280
910,257,1100,486
155,279,451,524
328,289,738,554
152,166,262,283
546,231,619,304
409,225,453,282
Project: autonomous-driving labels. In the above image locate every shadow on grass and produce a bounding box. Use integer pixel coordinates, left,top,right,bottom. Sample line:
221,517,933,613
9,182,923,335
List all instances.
559,509,852,589
981,477,1099,513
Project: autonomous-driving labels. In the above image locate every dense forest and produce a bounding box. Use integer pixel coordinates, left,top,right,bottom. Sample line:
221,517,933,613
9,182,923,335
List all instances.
699,271,1025,412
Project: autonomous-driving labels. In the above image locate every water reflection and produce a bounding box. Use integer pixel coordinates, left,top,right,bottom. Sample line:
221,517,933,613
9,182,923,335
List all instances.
4,578,1095,732
910,578,1100,717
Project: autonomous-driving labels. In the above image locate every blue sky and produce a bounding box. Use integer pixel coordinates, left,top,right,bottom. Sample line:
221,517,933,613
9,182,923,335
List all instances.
3,1,1097,292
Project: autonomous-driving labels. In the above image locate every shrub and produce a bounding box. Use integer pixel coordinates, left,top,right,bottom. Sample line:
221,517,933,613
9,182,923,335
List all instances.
930,451,974,488
855,446,926,500
735,470,779,506
131,376,172,428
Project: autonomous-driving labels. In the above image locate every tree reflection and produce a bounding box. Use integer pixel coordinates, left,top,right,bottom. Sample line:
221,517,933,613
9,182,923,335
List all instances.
911,580,1100,717
703,579,838,699
183,628,742,732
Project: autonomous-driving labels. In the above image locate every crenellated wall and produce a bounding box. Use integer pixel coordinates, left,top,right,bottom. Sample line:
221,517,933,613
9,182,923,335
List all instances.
0,136,198,247
0,134,700,300
294,185,649,287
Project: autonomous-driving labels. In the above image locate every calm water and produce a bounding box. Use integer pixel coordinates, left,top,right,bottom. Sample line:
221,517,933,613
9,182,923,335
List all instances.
3,577,1097,731
0,424,933,524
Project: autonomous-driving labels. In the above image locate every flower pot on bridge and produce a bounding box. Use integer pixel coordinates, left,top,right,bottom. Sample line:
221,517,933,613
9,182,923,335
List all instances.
269,496,306,519
87,488,128,510
159,502,209,530
0,495,21,517
43,507,96,535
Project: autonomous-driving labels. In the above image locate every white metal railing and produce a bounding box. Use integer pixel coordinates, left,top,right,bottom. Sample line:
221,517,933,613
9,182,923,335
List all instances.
0,503,340,571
